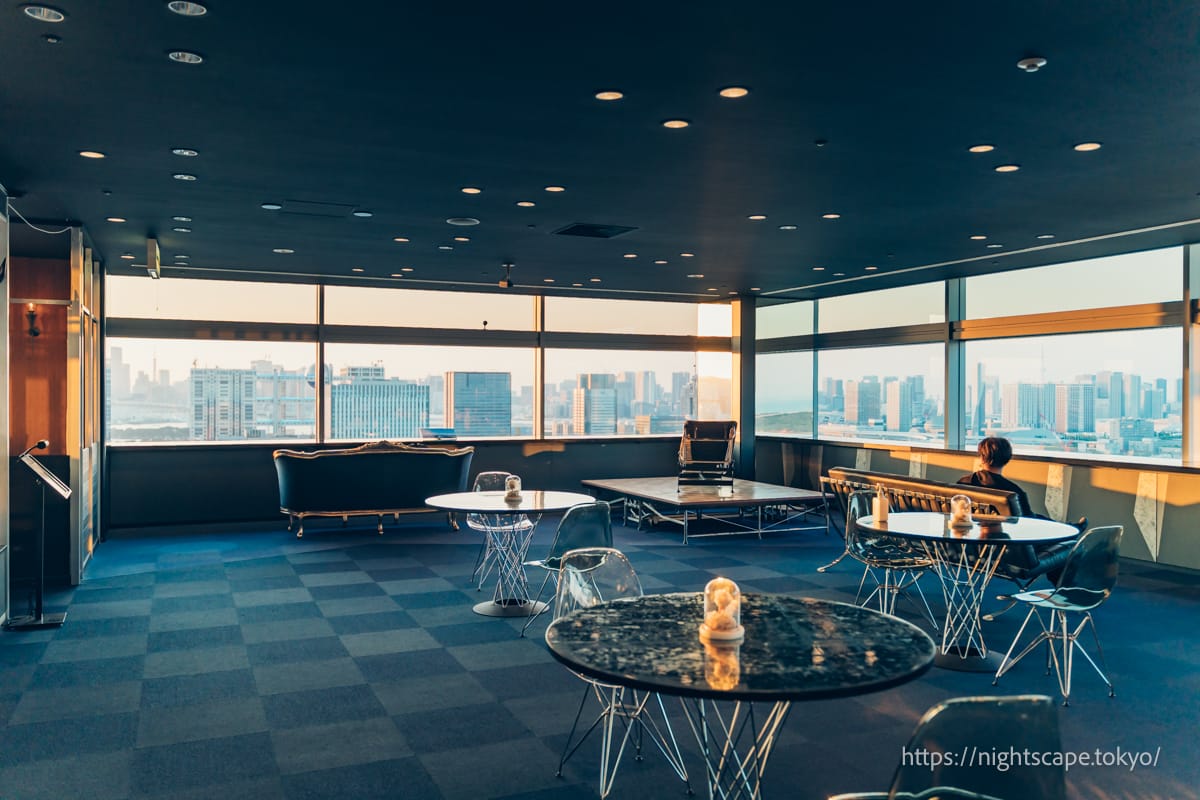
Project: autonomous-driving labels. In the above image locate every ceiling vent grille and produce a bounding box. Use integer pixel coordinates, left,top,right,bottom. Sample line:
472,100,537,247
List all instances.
553,222,638,239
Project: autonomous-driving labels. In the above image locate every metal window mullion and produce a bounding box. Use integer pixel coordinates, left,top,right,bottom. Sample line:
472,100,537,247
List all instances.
945,278,966,453
316,284,326,444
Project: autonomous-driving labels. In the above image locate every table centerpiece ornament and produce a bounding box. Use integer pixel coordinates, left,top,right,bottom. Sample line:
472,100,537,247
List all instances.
948,493,974,530
504,475,522,501
699,577,744,641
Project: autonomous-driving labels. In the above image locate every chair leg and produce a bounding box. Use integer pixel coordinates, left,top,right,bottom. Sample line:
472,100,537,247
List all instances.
993,605,1047,685
520,569,557,638
817,547,851,573
1069,612,1115,699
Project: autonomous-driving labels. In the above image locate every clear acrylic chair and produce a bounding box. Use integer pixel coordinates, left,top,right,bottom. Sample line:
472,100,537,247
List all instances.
845,490,937,629
519,501,612,637
552,547,690,798
465,471,533,590
829,695,1065,800
993,525,1124,706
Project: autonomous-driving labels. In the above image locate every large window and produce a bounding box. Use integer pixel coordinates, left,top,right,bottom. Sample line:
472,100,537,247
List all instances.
817,344,945,444
107,276,316,323
818,282,944,333
756,351,813,436
757,300,813,340
325,287,534,330
964,329,1181,461
106,338,317,442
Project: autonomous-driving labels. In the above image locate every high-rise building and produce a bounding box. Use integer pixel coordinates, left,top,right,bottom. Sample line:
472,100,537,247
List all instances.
108,346,132,399
1001,383,1057,430
844,377,881,425
573,373,617,434
190,368,255,440
252,359,317,438
1055,383,1095,433
445,372,512,436
331,366,429,439
885,376,924,432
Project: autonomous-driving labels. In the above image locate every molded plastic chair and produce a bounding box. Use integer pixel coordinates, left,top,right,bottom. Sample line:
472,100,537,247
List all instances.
552,547,690,798
844,490,937,629
465,471,533,589
828,695,1065,800
519,501,612,637
993,525,1123,705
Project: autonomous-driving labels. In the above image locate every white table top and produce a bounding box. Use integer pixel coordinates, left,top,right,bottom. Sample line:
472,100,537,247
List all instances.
425,490,596,514
858,511,1078,546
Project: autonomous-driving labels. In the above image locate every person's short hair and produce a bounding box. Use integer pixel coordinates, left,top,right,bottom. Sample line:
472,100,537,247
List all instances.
977,436,1013,468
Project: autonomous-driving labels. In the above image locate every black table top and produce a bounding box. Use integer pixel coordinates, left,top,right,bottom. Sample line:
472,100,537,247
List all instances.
545,593,935,702
581,477,825,508
858,511,1079,546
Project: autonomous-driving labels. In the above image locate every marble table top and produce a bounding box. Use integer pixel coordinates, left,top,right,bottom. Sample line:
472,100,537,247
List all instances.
425,490,595,514
858,512,1079,546
545,593,935,702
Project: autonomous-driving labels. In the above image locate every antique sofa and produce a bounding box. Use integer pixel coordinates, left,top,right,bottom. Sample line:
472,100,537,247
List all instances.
272,441,474,537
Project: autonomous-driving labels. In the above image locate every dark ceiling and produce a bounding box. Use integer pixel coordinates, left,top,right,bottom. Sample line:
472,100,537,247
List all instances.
4,1,1200,303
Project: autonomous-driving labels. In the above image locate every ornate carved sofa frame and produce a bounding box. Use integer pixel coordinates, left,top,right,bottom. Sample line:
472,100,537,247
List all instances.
272,441,475,537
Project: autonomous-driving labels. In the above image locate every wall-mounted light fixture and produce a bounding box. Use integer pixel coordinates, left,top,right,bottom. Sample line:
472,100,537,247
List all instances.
26,302,41,337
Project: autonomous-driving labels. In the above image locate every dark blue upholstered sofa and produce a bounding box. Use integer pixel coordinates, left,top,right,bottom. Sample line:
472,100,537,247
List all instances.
273,441,474,537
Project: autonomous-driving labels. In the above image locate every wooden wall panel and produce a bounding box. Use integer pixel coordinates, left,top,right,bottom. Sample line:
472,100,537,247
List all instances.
8,257,69,456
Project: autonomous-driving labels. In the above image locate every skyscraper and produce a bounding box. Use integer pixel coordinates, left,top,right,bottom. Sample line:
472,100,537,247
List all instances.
845,377,881,425
190,368,255,440
445,372,512,436
573,373,617,434
1054,383,1095,433
331,366,429,439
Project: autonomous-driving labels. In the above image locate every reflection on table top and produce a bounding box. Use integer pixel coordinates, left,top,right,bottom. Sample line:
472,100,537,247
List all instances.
545,593,935,702
425,490,596,514
858,512,1079,546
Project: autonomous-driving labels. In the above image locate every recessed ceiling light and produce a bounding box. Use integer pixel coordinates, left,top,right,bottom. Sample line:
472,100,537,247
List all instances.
1036,233,1056,239
106,216,126,223
728,291,738,295
171,147,199,157
747,214,767,221
706,288,719,292
167,1,208,16
390,273,404,278
654,260,668,265
167,50,204,64
970,235,987,240
78,150,106,159
821,213,841,220
865,265,878,271
544,186,566,192
994,164,1020,173
174,254,189,259
22,6,66,22
718,86,749,98
438,245,453,251
42,33,60,43
351,267,365,273
987,243,1004,249
589,278,601,283
623,253,637,259
1074,142,1102,152
750,287,760,291
543,278,555,283
572,283,583,287
1016,56,1047,73
400,267,414,272
172,173,197,181
778,225,797,231
120,253,135,260
272,248,294,254
687,273,704,279
662,119,690,129
680,252,695,258
171,216,191,223
461,187,482,195
172,226,191,233
453,236,470,242
393,237,410,243
833,272,845,276
968,144,995,153
812,266,825,271
352,210,373,218
594,90,623,101
261,202,282,210
446,217,480,226
516,200,536,207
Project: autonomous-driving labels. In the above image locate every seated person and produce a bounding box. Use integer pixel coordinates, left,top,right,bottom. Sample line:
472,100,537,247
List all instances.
957,436,1083,585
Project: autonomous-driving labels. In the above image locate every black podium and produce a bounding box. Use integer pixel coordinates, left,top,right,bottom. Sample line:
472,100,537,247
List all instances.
6,444,71,630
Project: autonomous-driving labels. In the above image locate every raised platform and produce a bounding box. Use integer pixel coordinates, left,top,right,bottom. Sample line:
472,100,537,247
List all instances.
581,476,830,544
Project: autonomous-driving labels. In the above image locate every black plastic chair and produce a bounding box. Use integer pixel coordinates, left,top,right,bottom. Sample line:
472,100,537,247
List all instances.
519,501,613,637
829,695,1065,800
993,525,1123,705
844,490,937,629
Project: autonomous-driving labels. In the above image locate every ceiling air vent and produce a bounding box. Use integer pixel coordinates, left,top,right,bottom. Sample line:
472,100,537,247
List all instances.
553,222,638,239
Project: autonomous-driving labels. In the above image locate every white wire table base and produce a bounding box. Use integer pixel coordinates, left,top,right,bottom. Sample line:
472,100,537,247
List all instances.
471,512,546,617
559,684,691,799
680,698,791,800
922,541,1005,671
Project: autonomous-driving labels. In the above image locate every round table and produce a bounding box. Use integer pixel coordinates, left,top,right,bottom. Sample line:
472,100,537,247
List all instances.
546,593,935,798
426,490,595,617
857,511,1078,671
